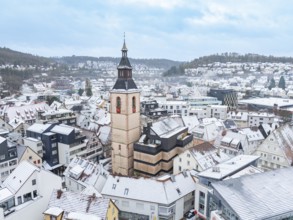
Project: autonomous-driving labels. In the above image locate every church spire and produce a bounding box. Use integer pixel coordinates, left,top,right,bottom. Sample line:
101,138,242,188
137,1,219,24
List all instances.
117,33,132,70
112,34,137,90
122,32,128,56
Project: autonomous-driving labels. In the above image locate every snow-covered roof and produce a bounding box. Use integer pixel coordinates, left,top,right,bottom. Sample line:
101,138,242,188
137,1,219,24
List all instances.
212,167,293,220
102,170,196,204
27,123,52,134
67,212,101,220
192,122,221,141
239,128,264,142
47,189,109,219
198,155,260,180
188,143,230,171
98,126,111,145
182,116,200,132
63,157,109,192
151,117,182,137
43,207,63,216
5,102,49,121
223,165,262,180
0,136,6,144
239,97,293,108
51,125,74,135
0,187,13,203
2,161,39,194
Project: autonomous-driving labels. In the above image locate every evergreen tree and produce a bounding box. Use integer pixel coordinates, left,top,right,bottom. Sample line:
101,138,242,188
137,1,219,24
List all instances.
268,78,276,90
85,78,93,97
78,88,84,96
46,96,60,105
278,76,286,90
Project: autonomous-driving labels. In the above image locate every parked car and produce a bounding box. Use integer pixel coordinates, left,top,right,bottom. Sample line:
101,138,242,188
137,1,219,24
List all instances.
184,209,197,220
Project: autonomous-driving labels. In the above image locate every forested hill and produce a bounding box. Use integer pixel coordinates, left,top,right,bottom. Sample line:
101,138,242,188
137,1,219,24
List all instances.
163,53,293,76
53,56,181,70
0,47,52,66
0,47,181,70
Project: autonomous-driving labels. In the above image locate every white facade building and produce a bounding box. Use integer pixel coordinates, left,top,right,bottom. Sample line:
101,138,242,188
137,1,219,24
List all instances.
248,112,275,127
253,123,293,171
102,171,196,220
190,105,228,120
0,160,62,220
159,101,189,116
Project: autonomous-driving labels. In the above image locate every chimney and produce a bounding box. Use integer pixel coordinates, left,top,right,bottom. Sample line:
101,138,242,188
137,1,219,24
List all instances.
57,189,63,199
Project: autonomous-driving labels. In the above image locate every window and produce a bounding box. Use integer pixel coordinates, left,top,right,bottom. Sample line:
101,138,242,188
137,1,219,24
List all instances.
116,97,121,113
179,166,182,171
9,151,16,158
122,201,129,207
0,155,5,160
132,96,136,113
17,196,22,205
187,153,190,158
9,160,17,166
124,188,129,195
119,145,121,150
33,190,37,198
199,204,205,214
52,150,57,155
29,156,32,160
136,202,144,210
23,192,32,202
50,217,56,220
187,161,190,166
32,179,36,185
179,158,182,162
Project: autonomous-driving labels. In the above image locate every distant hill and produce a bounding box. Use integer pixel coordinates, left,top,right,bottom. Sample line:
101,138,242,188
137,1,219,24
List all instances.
0,47,52,66
53,56,181,70
0,47,181,70
163,53,293,77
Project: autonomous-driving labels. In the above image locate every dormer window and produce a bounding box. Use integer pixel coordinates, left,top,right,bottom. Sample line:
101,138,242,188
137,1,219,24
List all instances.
116,97,121,113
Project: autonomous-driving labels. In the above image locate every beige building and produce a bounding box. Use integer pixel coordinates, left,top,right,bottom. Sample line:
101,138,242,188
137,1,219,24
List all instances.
134,118,193,176
110,40,140,176
17,145,42,167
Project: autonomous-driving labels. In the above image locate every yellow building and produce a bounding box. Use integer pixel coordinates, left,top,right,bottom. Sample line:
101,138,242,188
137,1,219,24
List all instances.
106,200,119,220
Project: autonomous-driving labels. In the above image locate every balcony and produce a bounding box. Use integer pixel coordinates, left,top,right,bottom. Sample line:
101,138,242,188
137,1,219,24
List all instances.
158,205,175,217
177,133,193,147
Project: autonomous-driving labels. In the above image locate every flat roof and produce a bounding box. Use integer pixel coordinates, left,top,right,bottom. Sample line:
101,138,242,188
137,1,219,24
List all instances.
198,155,259,180
239,97,293,108
43,207,63,216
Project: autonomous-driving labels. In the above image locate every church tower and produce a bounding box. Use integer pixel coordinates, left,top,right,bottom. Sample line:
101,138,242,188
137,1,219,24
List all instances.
110,38,140,176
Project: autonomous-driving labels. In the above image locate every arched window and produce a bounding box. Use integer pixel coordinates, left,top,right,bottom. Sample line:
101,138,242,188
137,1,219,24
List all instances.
116,97,121,113
132,96,136,113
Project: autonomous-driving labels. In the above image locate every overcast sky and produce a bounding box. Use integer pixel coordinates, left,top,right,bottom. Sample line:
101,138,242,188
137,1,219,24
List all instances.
1,0,292,61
